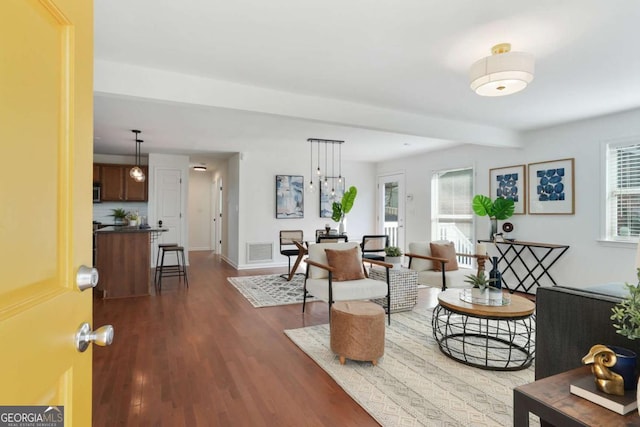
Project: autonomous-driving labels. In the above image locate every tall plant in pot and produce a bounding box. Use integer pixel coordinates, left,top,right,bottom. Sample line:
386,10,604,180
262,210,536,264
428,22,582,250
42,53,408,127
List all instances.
472,194,514,241
331,186,357,234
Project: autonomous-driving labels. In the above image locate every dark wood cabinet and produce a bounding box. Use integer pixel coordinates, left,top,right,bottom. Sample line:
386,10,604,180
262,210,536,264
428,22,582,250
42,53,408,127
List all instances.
93,164,101,183
95,163,148,201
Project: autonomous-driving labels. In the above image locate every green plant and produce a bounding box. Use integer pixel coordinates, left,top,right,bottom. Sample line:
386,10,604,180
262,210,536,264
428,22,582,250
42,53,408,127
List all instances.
127,211,140,221
384,246,403,257
463,270,497,291
110,208,127,221
472,194,515,220
331,186,358,222
611,269,640,340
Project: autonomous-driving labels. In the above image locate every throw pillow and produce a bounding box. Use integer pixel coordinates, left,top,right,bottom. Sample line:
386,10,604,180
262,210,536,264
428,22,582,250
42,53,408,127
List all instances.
324,246,365,281
429,242,459,271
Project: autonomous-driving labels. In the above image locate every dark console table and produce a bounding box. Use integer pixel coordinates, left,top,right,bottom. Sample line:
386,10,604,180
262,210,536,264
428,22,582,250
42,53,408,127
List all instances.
478,240,569,294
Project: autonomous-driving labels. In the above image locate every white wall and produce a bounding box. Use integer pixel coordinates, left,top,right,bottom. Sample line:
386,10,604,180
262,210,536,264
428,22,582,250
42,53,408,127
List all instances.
378,107,640,288
235,148,376,269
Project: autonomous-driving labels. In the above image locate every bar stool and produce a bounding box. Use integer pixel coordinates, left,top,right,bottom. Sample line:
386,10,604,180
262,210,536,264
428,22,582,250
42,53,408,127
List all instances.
155,245,189,294
155,243,178,285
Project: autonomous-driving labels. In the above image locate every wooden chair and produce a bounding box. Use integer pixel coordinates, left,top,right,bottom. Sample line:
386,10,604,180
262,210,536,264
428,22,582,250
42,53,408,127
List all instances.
279,230,305,280
360,235,389,261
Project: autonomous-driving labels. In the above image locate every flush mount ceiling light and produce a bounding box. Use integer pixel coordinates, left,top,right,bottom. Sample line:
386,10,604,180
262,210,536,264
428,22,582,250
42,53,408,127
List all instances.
193,165,207,171
130,130,146,183
469,43,534,97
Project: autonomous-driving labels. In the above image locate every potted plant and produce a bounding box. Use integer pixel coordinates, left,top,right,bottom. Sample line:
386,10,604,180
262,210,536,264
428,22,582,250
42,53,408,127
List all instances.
472,194,515,240
126,211,140,227
331,186,357,234
610,269,640,402
110,208,128,225
463,270,497,291
384,246,403,269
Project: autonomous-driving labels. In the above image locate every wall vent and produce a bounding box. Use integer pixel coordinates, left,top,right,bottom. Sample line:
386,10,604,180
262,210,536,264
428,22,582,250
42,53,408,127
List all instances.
247,242,273,263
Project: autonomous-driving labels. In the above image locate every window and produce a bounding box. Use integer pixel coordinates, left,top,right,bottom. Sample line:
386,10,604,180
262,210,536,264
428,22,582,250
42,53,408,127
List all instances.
606,140,640,240
431,167,474,265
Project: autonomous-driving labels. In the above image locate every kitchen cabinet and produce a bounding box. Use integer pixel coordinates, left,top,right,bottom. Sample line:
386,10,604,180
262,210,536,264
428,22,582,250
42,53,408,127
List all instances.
96,163,148,201
93,164,100,183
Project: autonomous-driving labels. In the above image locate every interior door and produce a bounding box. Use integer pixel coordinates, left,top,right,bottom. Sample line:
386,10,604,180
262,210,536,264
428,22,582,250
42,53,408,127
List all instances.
378,173,406,250
0,0,94,424
154,168,183,265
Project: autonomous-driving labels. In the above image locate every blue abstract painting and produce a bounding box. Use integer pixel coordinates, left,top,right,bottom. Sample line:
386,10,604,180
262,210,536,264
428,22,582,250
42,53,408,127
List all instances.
535,168,565,202
495,173,520,202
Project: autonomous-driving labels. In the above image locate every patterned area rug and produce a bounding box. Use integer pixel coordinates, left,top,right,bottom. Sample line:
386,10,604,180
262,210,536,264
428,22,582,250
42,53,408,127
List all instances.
227,274,317,307
285,308,539,427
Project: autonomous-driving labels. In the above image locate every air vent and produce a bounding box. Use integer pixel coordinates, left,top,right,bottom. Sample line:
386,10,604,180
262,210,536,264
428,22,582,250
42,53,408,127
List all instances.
247,242,273,263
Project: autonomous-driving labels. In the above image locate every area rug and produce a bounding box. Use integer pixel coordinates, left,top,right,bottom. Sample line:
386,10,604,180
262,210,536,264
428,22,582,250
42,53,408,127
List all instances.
227,274,317,307
285,308,539,427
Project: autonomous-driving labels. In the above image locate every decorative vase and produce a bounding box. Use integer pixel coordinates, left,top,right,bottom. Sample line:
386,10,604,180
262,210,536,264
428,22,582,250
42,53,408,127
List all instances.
129,219,138,227
339,216,346,235
490,217,498,241
607,346,638,390
489,256,502,289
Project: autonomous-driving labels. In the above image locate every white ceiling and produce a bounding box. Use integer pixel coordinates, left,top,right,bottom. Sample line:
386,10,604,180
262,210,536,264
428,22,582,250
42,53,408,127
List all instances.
93,0,640,166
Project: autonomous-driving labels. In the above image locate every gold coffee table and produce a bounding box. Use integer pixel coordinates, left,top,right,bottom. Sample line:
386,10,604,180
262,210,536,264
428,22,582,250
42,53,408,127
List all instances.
432,289,535,371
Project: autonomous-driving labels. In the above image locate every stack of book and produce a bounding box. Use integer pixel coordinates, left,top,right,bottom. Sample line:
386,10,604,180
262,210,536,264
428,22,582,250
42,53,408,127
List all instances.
570,375,638,415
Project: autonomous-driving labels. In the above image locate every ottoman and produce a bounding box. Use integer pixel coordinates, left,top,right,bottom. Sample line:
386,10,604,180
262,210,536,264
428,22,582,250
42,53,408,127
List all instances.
330,301,385,365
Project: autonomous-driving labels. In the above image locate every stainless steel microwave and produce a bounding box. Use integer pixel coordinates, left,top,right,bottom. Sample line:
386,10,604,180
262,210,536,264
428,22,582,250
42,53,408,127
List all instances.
93,184,101,203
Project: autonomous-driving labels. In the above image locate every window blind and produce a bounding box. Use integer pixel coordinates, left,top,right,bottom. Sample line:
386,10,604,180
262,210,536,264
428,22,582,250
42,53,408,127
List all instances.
607,141,640,239
431,167,474,263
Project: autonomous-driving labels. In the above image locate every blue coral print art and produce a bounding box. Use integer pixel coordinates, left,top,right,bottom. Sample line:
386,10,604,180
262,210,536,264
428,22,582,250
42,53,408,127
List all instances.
536,168,565,201
495,173,519,202
528,158,574,214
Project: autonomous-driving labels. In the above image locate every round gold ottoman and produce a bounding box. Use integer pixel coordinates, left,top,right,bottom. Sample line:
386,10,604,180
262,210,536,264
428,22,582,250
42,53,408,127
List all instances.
330,301,385,365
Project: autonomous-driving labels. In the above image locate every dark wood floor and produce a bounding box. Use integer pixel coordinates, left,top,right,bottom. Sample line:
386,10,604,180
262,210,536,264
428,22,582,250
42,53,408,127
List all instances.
92,251,440,426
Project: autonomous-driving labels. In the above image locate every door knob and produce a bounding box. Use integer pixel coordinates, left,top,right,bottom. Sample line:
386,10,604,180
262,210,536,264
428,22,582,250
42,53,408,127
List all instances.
75,322,114,352
77,265,99,291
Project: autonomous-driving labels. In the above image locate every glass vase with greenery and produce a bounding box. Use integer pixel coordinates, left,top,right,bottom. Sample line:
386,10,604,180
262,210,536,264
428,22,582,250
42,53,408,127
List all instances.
471,194,515,240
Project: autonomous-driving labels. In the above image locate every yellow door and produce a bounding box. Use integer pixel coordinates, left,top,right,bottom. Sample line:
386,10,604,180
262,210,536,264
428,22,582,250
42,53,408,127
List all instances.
0,0,94,425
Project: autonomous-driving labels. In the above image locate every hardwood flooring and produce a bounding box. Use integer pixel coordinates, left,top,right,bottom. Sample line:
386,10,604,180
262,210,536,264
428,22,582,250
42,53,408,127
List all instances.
92,251,440,426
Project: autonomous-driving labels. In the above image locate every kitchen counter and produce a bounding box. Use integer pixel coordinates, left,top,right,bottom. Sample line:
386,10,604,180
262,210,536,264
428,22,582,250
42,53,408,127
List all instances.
95,227,165,298
95,226,165,233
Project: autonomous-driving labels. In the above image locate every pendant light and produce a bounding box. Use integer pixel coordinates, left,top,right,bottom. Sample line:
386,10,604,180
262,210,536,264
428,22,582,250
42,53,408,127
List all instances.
307,138,344,193
130,129,146,183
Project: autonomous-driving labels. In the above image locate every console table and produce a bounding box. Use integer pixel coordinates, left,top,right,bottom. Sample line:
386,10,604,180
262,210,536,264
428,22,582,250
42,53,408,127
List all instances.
478,239,569,294
514,366,639,426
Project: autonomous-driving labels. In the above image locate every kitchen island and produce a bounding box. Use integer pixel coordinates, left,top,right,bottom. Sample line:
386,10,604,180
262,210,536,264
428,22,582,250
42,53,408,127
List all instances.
94,226,165,298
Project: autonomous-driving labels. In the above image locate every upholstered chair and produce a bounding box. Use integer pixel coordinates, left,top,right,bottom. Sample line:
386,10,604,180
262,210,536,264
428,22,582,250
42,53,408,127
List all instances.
302,241,392,324
405,240,487,291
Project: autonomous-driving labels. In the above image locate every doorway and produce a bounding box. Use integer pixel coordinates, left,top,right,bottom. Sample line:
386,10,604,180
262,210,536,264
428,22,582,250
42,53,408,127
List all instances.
378,173,405,250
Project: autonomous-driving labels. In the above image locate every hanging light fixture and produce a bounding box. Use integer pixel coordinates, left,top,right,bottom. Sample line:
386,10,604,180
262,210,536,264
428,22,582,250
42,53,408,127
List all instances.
130,130,146,183
307,138,344,195
469,43,534,97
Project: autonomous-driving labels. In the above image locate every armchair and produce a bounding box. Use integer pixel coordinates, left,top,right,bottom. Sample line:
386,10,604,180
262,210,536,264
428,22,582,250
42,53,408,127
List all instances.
302,241,392,324
405,240,488,291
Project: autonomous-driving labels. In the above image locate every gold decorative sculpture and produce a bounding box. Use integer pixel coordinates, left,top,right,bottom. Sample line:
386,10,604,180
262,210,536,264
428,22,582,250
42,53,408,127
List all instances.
581,344,624,396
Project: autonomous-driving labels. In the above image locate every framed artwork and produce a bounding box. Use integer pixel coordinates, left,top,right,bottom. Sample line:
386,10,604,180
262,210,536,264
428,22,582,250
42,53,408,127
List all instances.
489,164,526,215
275,175,304,219
528,158,575,215
319,178,345,218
